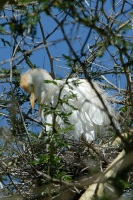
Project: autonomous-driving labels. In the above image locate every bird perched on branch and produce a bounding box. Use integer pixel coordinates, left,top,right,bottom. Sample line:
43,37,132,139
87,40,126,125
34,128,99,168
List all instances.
20,68,116,142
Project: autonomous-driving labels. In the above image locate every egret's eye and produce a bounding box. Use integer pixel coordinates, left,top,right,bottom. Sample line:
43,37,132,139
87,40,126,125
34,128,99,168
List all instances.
28,83,34,93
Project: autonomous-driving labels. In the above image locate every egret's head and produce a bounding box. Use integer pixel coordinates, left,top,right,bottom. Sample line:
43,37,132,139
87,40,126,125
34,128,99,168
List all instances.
20,69,53,110
20,71,36,109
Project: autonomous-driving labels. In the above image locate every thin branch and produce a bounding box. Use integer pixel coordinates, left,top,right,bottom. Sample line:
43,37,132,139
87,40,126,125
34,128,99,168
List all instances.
39,19,55,78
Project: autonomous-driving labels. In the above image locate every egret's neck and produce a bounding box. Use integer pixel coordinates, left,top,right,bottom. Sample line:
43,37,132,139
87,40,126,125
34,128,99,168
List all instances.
39,79,65,105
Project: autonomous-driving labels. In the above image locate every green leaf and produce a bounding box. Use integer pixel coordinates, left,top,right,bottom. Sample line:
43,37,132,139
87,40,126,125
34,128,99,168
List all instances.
44,80,58,85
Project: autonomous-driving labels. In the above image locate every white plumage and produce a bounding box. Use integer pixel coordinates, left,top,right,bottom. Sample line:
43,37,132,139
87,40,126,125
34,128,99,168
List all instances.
20,68,115,142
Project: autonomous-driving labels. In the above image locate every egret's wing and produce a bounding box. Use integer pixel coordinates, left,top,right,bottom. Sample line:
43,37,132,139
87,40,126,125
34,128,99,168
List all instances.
75,80,112,125
47,78,114,142
53,79,97,141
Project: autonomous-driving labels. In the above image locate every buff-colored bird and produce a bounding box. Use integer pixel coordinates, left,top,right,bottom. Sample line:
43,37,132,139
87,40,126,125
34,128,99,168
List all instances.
20,68,116,142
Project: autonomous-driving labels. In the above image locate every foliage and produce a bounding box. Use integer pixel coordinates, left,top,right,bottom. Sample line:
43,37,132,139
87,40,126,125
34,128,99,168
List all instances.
0,0,133,199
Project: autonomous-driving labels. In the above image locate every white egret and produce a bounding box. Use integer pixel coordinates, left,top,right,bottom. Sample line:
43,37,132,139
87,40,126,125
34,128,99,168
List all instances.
20,68,116,142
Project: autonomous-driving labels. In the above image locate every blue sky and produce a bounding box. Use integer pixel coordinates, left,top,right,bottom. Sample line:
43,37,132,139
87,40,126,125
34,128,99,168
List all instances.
0,1,132,82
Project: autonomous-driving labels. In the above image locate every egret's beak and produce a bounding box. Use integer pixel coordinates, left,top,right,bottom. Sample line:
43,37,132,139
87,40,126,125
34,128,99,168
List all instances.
30,85,36,109
30,92,36,109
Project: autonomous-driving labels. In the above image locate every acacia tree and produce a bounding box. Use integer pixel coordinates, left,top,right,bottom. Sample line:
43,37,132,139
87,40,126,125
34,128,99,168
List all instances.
0,0,133,199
